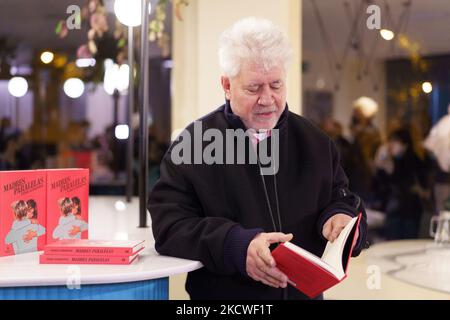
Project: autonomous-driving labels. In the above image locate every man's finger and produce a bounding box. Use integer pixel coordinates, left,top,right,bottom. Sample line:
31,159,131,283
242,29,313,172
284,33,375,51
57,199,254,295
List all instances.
253,268,281,288
330,225,345,242
265,267,288,285
322,222,332,239
253,257,287,286
266,232,293,244
256,247,275,267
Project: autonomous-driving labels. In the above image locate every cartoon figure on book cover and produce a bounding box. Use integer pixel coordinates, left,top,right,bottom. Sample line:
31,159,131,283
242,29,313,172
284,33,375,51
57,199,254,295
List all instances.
4,200,46,254
52,197,88,240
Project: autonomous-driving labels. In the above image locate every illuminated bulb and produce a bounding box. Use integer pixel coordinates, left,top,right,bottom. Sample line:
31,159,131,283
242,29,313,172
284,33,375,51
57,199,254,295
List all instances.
8,77,28,97
40,51,54,64
380,29,395,41
422,82,432,94
114,0,152,27
115,124,130,140
63,78,85,98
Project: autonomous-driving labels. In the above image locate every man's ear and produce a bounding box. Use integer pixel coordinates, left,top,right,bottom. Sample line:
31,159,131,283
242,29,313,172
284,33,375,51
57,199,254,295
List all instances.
221,76,231,100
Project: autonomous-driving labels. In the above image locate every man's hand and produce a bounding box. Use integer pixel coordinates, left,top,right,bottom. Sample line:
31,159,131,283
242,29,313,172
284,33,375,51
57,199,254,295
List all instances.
246,232,293,288
322,213,359,243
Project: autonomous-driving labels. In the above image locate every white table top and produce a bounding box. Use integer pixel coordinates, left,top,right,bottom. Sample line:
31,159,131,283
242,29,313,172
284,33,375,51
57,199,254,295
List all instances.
0,196,203,288
366,239,450,294
324,239,450,299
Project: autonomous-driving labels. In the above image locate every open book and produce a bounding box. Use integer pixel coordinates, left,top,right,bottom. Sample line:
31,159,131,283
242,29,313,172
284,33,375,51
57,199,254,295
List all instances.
272,214,361,298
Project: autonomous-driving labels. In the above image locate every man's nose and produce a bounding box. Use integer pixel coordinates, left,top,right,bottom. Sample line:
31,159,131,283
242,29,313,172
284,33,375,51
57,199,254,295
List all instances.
258,86,275,106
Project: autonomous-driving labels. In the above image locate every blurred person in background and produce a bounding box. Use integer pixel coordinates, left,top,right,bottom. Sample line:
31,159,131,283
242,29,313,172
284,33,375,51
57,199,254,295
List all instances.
424,104,450,212
347,96,382,205
320,118,352,173
374,128,434,240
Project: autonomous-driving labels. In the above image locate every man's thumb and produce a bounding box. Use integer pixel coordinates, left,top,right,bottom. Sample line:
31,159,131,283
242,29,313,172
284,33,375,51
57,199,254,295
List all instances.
267,232,293,243
283,233,294,242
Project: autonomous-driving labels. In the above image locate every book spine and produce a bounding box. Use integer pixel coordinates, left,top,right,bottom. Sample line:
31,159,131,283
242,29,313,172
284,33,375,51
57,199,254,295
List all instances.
39,254,138,265
44,247,132,256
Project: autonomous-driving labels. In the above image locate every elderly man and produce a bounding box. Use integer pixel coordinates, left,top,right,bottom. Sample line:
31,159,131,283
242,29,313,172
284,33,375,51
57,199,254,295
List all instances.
148,17,367,300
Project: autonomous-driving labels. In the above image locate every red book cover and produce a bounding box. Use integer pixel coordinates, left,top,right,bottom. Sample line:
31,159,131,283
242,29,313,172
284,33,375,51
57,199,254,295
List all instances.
44,239,145,256
272,214,362,298
46,169,89,245
39,252,140,265
0,170,47,257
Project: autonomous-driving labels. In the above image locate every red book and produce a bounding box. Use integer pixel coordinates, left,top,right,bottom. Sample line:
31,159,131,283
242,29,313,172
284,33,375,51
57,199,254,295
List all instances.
0,170,47,257
272,214,362,298
46,169,89,244
39,252,140,265
44,239,145,256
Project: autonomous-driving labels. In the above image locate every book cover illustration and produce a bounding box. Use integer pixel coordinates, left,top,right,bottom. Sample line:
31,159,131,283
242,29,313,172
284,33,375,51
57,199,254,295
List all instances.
46,169,89,244
0,170,47,256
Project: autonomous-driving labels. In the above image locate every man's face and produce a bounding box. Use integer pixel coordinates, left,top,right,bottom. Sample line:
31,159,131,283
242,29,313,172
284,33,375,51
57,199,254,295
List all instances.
221,61,287,130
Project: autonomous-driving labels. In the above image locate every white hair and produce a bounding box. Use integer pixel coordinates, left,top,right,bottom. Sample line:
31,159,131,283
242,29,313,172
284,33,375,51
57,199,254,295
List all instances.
218,17,293,78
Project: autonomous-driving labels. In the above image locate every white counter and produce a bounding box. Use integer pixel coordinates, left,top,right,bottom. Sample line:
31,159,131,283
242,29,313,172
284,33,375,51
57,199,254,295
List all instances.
324,239,450,300
0,196,202,288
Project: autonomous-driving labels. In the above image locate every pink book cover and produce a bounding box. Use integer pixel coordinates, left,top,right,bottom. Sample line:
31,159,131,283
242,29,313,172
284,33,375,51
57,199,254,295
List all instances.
44,239,145,256
39,252,140,265
46,169,89,245
0,170,47,257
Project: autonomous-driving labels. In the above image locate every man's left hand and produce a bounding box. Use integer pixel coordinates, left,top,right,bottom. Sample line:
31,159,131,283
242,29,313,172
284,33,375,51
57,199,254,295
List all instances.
322,213,359,243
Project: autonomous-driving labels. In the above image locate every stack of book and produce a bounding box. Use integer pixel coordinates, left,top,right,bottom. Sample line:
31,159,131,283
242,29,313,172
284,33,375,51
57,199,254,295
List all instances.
39,239,145,265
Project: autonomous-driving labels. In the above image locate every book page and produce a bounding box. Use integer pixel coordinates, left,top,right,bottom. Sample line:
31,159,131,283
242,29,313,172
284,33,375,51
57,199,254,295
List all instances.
320,216,358,279
283,242,341,278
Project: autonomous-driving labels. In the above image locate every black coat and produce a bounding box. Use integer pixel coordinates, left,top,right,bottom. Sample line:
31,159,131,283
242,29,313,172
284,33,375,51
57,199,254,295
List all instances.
148,102,367,300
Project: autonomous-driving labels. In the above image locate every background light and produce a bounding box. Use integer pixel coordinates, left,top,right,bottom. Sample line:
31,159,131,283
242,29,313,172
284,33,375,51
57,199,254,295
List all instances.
352,96,379,118
8,77,28,98
115,124,130,140
114,0,152,27
114,200,127,211
104,58,114,69
76,58,96,68
380,29,395,41
63,78,85,98
422,82,433,94
104,63,129,95
40,51,54,64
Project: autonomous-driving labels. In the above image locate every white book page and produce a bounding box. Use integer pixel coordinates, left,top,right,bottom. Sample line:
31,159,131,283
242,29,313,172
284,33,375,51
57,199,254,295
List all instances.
320,216,358,279
283,242,340,279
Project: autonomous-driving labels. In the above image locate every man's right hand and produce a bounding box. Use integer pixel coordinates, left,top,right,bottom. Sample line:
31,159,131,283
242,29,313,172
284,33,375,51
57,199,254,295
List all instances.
246,232,293,288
